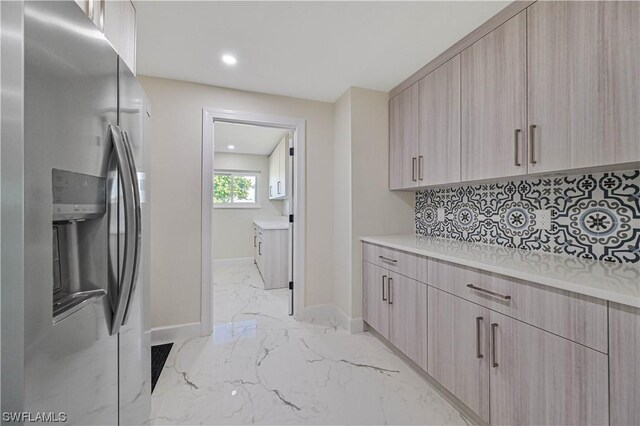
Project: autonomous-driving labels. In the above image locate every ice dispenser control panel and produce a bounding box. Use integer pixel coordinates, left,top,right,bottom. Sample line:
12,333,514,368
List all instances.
52,169,106,221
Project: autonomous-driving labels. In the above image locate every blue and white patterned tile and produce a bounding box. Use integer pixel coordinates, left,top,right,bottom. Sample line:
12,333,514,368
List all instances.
416,169,640,263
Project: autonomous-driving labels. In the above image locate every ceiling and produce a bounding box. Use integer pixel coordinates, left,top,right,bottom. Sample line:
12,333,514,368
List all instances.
214,122,289,155
135,1,509,102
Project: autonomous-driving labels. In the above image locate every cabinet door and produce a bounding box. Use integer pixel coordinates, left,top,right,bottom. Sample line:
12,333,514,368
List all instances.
609,303,640,426
388,272,427,371
253,227,258,264
489,310,608,426
418,56,461,186
104,0,136,74
389,84,418,190
461,11,527,181
428,287,490,422
527,1,640,173
277,138,287,197
362,262,389,339
268,151,278,199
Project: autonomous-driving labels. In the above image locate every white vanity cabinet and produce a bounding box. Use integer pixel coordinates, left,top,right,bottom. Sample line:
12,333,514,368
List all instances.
254,222,288,290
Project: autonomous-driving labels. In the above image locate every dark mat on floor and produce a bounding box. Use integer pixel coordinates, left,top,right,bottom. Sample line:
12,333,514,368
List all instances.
151,343,173,393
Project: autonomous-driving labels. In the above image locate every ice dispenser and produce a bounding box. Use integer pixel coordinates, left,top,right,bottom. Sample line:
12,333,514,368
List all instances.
52,168,109,323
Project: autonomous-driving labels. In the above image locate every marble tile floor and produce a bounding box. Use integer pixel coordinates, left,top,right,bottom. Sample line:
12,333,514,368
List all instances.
150,264,471,425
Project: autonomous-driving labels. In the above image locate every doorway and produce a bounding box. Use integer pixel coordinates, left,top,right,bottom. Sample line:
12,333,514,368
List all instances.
200,109,306,337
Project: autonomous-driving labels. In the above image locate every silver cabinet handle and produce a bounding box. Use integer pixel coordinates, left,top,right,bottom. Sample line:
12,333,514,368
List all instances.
466,284,511,300
529,124,537,164
491,323,499,368
108,125,137,335
259,241,262,255
418,155,424,181
476,316,484,359
514,129,521,166
277,181,281,194
378,255,398,263
382,275,387,301
269,185,273,197
121,131,142,325
388,277,393,304
254,236,256,247
412,157,417,182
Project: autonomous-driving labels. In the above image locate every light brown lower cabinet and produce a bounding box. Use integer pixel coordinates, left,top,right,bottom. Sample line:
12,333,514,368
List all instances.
428,286,609,425
388,271,427,371
428,287,490,422
362,261,427,371
427,287,489,422
363,244,620,425
363,261,389,338
489,309,609,426
609,303,640,426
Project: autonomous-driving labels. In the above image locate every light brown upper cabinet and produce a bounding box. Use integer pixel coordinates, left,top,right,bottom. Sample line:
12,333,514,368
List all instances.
104,0,137,74
74,0,137,74
461,11,528,182
527,1,640,173
389,84,418,190
418,56,461,186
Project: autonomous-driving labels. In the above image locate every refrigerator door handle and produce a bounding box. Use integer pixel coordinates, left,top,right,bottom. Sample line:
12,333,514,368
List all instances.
121,130,142,325
109,124,137,335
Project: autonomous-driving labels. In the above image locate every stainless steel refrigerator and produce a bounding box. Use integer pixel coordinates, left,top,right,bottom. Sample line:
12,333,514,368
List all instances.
19,1,151,424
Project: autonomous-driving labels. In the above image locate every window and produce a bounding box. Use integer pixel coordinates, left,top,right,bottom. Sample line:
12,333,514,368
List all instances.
214,171,259,208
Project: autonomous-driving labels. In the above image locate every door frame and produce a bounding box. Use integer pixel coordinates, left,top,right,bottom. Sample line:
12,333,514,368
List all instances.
201,108,306,335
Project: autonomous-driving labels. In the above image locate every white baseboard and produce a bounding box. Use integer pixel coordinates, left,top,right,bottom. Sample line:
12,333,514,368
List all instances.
151,322,202,346
349,317,364,333
213,257,254,270
302,304,363,334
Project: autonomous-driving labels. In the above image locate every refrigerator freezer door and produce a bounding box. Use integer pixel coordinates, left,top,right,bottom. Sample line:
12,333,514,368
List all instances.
23,2,119,424
117,59,152,425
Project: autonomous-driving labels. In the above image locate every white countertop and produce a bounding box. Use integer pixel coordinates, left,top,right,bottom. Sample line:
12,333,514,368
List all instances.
361,234,640,309
254,217,290,230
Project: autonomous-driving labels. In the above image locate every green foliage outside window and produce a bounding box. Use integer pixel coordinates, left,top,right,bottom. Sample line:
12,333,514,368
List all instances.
214,173,256,204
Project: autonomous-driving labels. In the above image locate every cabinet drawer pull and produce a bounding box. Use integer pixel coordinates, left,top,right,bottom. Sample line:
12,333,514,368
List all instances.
378,255,398,263
529,124,537,164
277,181,281,194
258,241,262,255
466,284,511,300
412,157,417,182
418,155,424,180
382,275,387,301
491,323,499,368
254,236,256,247
388,277,393,305
269,185,273,196
514,129,521,166
476,316,484,359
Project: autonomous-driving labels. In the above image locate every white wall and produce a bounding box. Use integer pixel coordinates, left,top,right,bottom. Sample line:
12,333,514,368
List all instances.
349,87,414,319
213,152,284,260
332,90,352,317
332,87,414,326
139,76,334,330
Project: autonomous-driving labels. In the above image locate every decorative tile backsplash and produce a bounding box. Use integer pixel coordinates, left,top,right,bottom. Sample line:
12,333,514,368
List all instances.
415,170,640,263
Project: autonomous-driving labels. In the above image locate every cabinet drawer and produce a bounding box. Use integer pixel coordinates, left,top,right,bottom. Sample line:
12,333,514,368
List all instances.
427,258,608,353
362,242,427,283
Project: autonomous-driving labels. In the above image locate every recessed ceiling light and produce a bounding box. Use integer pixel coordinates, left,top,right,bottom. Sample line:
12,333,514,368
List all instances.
222,54,237,66
228,145,235,149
